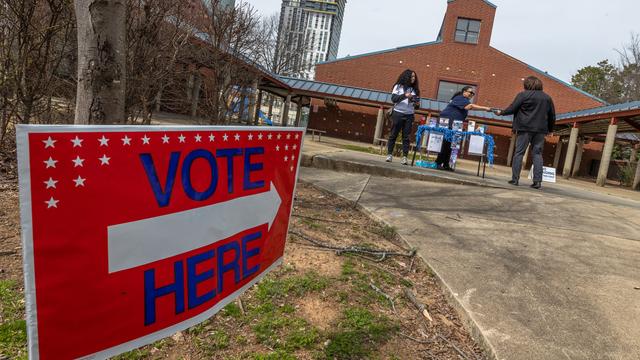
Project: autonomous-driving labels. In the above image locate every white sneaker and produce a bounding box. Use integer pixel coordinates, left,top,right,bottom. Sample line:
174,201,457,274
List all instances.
401,156,408,165
385,154,393,162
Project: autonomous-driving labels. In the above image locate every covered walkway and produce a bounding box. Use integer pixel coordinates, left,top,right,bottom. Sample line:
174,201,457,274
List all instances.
250,73,640,189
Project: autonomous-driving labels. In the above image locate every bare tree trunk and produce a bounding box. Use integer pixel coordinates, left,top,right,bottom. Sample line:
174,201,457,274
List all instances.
74,0,126,124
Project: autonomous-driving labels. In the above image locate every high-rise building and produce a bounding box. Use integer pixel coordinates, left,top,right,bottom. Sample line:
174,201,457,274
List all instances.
276,0,347,79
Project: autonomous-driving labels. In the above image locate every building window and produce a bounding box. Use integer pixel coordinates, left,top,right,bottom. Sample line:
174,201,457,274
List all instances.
455,18,480,44
437,81,475,102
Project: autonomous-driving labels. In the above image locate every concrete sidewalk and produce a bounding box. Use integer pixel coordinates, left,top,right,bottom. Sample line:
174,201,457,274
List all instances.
301,135,640,209
299,167,640,360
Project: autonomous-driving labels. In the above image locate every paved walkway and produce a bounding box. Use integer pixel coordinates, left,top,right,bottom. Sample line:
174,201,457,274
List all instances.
299,167,640,360
302,135,640,209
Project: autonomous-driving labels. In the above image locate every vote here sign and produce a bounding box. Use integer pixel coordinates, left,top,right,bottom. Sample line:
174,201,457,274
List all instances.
16,125,304,359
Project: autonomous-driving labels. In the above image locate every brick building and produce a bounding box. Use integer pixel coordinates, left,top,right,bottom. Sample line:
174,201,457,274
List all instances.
308,0,607,167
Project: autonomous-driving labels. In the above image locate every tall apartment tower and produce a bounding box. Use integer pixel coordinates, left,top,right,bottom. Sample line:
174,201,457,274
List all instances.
276,0,347,79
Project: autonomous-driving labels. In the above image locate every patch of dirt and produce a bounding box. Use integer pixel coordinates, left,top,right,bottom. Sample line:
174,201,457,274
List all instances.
0,183,21,284
295,295,339,331
284,242,342,278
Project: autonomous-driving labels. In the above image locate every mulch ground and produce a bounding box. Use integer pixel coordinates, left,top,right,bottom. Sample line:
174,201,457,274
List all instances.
0,180,486,360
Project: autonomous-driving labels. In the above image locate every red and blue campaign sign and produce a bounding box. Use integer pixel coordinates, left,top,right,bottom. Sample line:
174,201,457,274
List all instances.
16,125,304,359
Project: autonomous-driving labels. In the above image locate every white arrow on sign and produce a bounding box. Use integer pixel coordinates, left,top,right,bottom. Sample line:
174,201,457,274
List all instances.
107,182,282,273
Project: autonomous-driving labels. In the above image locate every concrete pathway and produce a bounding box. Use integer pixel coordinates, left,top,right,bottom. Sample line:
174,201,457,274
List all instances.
299,167,640,360
301,136,640,209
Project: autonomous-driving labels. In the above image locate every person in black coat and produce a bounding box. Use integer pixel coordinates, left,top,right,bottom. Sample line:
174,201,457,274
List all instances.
497,76,556,189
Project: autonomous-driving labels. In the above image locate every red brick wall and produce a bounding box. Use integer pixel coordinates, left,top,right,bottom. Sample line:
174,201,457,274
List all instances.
314,0,602,113
308,0,606,167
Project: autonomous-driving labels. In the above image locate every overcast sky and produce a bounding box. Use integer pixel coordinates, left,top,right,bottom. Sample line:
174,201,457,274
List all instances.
241,0,638,83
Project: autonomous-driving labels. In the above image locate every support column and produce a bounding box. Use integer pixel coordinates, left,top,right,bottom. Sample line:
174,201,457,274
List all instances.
247,80,259,125
254,90,263,125
633,156,640,190
374,107,384,145
294,104,302,127
563,123,580,178
281,94,292,126
571,138,584,177
596,118,619,187
267,95,274,118
553,137,564,169
507,133,517,167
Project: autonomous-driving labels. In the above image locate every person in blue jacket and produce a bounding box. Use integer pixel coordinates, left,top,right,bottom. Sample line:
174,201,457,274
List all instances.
386,69,421,165
435,86,492,170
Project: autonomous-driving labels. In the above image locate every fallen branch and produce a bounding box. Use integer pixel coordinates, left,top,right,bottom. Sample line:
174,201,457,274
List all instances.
403,288,433,322
236,298,246,315
289,231,416,261
398,332,434,344
438,333,471,360
370,282,396,312
292,214,350,224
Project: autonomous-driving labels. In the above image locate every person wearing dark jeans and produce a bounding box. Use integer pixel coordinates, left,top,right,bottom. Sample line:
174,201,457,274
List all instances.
511,132,545,185
386,69,421,165
497,76,556,189
388,111,414,159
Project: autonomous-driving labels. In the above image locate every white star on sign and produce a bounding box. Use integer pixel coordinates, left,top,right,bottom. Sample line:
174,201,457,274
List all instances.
284,155,289,161
268,133,273,140
71,136,83,148
223,134,229,141
44,157,58,168
43,136,56,149
290,165,294,172
277,133,282,140
195,134,202,142
295,134,299,140
292,155,296,161
276,145,280,151
258,133,263,140
73,176,86,187
44,177,58,189
248,133,253,141
142,135,151,145
234,133,240,141
285,144,289,151
286,133,291,140
161,134,170,144
72,156,85,167
209,134,215,142
98,136,110,146
293,144,297,150
45,197,59,208
178,134,186,143
121,136,132,146
99,154,111,165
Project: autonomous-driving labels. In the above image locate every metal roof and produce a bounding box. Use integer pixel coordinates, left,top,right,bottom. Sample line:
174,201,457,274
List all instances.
278,76,513,123
556,101,640,121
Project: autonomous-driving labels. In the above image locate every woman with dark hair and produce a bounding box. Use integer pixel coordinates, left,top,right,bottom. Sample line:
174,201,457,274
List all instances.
435,86,492,170
386,69,421,165
496,76,556,189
